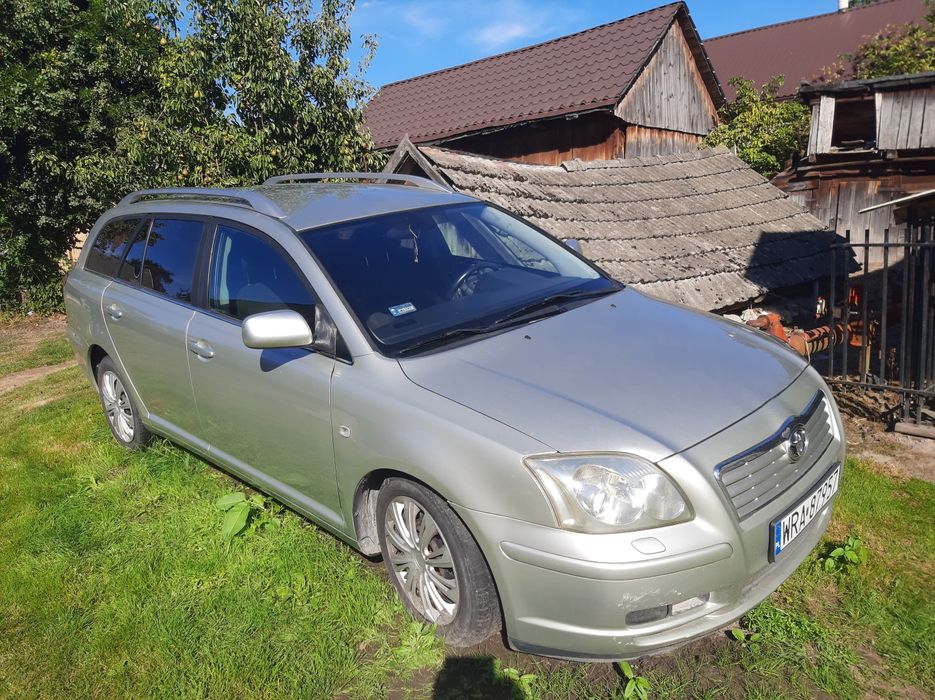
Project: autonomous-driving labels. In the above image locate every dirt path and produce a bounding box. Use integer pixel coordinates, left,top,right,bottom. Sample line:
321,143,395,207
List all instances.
0,361,77,395
843,414,935,484
0,313,67,352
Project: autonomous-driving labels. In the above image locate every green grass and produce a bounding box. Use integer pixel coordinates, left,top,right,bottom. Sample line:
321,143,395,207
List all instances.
0,334,74,375
0,371,444,698
1,328,933,698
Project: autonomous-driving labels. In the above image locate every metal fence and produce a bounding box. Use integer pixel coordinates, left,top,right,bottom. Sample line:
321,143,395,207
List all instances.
821,218,935,431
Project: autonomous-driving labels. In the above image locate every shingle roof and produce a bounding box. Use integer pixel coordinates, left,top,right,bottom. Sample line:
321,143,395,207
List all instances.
705,0,928,101
395,143,838,311
365,3,694,149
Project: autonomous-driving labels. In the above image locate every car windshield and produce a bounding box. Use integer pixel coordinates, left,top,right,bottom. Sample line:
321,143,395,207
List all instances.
299,202,619,355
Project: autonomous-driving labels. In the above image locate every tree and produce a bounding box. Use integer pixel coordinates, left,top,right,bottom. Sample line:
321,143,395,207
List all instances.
75,0,379,197
822,1,935,80
1,0,378,314
703,76,811,178
0,0,164,312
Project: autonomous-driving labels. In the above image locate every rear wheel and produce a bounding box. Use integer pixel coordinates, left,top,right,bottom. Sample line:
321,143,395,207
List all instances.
377,478,501,647
96,356,151,450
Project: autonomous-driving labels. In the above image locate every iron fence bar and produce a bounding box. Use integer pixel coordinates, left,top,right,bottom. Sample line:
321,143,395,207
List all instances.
829,241,935,249
929,219,935,397
903,222,916,422
842,229,851,384
920,220,932,425
825,378,935,398
861,228,870,385
828,242,836,379
880,228,889,384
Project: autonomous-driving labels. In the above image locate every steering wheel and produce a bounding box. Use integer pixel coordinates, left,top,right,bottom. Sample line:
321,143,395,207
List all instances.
447,261,501,299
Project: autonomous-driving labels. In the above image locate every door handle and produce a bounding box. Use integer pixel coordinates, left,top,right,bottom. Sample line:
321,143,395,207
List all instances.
106,303,124,320
188,338,215,359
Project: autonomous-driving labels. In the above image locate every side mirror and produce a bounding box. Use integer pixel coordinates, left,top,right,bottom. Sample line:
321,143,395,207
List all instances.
242,310,314,349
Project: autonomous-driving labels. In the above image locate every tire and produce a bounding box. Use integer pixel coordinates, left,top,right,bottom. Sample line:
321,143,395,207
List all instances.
377,478,501,647
96,356,152,451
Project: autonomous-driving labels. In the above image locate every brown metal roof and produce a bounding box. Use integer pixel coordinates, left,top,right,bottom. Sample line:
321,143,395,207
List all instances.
705,0,929,101
389,141,840,311
365,3,691,150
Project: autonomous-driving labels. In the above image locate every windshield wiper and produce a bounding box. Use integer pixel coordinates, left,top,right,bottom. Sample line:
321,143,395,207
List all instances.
492,286,620,326
396,286,620,357
396,325,500,356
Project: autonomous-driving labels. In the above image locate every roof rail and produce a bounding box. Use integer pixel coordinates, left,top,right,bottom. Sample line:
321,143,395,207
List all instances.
263,172,452,192
118,188,287,219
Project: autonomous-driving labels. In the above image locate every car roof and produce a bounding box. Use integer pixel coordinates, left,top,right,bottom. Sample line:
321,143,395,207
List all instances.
113,178,476,232
256,182,475,231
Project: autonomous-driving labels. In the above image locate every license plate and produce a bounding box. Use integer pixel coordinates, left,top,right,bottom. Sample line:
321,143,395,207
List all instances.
770,464,841,560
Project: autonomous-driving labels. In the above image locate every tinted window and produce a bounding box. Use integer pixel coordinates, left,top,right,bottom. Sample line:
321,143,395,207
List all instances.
140,219,203,302
301,202,613,355
209,225,314,322
85,218,141,277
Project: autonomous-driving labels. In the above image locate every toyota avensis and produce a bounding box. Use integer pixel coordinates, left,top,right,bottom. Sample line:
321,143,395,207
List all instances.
64,173,844,660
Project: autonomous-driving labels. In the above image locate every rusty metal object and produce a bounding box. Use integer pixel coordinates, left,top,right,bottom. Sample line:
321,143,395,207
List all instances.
787,320,875,357
746,313,787,342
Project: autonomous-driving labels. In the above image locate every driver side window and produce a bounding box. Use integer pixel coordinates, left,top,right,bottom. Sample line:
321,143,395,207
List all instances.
208,225,315,323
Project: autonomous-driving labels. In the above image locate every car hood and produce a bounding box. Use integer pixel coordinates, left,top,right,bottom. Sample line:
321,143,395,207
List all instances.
398,289,807,460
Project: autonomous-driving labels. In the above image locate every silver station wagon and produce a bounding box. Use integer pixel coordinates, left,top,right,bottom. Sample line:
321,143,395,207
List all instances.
65,173,845,660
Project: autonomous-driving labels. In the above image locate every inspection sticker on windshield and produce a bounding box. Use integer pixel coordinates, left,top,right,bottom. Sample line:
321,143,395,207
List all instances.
770,464,840,560
388,302,417,317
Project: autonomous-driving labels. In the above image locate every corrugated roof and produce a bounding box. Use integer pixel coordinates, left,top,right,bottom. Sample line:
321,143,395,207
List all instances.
705,0,928,100
364,3,686,149
394,143,839,311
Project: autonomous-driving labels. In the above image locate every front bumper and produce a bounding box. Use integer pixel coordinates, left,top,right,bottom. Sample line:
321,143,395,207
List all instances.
454,375,845,661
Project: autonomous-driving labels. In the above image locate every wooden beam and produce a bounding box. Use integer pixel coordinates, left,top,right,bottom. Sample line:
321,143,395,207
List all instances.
894,422,935,440
815,96,835,154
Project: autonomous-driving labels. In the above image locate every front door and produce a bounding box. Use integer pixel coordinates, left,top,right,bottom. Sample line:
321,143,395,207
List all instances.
102,218,204,439
186,223,341,527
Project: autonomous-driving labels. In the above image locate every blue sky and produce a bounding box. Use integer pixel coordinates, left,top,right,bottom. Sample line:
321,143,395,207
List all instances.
348,0,845,88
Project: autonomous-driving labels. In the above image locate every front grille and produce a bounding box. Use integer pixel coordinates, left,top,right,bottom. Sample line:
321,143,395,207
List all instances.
716,392,834,521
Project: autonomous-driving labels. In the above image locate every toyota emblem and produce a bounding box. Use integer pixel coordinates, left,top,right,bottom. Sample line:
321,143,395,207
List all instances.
787,424,808,462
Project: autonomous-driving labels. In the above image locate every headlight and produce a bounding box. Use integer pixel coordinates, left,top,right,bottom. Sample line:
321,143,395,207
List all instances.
523,453,691,533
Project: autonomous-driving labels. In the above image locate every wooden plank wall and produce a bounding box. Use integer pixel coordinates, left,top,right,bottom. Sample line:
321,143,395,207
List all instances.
624,125,703,158
447,112,626,165
878,88,935,150
777,173,935,270
614,20,718,136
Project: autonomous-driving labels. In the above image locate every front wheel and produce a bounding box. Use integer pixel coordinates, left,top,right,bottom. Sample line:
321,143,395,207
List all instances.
377,478,501,647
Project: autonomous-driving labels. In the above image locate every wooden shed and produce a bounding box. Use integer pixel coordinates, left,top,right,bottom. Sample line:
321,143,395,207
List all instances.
775,73,935,270
364,2,723,165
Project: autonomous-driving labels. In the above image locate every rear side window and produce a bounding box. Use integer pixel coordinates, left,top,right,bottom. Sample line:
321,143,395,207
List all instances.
85,218,141,277
208,225,315,322
117,222,149,284
140,219,204,303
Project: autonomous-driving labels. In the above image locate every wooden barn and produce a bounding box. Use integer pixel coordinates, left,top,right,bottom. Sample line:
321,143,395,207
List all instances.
774,72,935,269
364,2,723,165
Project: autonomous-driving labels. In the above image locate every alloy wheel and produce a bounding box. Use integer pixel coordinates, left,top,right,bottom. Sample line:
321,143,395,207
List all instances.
383,495,460,624
100,370,135,443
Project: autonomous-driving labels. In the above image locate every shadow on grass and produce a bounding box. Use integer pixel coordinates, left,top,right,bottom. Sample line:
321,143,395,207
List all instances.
431,656,524,699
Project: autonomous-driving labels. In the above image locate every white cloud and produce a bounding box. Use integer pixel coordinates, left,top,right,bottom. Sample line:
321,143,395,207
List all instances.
400,4,447,38
468,0,582,53
474,19,537,51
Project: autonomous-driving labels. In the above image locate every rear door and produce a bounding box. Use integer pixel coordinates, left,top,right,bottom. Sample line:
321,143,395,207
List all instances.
102,218,206,440
186,222,341,526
